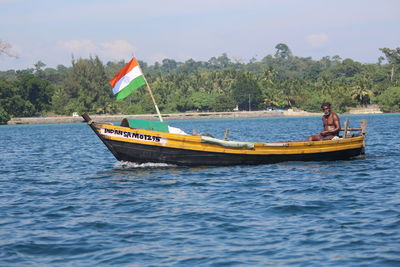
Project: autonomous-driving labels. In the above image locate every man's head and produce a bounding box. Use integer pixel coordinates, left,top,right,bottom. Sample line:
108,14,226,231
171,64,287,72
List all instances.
321,102,331,116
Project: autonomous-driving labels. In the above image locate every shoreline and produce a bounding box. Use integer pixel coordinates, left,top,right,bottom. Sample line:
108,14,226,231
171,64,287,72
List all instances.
7,108,384,125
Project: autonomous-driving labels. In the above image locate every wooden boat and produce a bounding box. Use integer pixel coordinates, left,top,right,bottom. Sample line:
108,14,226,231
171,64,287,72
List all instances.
82,113,366,166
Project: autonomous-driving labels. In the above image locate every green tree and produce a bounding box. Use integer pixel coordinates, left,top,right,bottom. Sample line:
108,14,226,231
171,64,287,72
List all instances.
231,72,262,110
379,47,400,82
278,78,305,108
54,56,114,115
378,87,400,112
161,58,179,73
0,78,13,123
3,95,35,117
190,92,217,111
208,53,232,69
0,77,36,120
2,44,400,116
330,58,362,78
350,74,373,106
300,90,324,112
16,74,53,113
274,43,292,59
34,61,46,73
51,86,69,114
212,94,236,112
0,106,11,124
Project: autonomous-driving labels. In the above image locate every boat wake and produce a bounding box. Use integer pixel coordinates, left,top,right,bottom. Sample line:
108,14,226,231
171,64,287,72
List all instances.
116,161,177,169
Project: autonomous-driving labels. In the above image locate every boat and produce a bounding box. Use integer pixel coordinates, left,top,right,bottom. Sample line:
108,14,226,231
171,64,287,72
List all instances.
82,113,367,166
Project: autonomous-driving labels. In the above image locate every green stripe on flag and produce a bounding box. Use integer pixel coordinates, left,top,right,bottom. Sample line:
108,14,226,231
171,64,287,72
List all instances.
115,76,146,100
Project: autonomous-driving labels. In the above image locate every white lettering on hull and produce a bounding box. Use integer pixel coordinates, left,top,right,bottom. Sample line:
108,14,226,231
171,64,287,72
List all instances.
101,128,167,144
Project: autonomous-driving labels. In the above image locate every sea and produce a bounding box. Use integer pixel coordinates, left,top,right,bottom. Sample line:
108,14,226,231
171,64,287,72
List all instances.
0,114,399,266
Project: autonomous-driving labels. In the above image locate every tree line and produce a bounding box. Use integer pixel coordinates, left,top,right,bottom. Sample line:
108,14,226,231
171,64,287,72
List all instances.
1,43,400,124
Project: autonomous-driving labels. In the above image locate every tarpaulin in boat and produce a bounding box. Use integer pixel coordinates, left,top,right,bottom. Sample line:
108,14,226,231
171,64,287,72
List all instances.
121,118,169,133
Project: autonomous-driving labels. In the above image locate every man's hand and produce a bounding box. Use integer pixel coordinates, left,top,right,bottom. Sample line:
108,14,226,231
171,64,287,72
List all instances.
320,130,329,136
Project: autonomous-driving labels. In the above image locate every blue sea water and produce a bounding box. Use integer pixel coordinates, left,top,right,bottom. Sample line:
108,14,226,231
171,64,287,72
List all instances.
0,114,399,266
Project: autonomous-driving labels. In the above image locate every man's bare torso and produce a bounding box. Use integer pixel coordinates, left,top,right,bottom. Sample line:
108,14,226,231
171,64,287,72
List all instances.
322,112,340,136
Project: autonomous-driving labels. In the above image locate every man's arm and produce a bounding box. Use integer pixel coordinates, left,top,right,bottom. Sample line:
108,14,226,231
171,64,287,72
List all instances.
331,113,341,135
320,117,327,136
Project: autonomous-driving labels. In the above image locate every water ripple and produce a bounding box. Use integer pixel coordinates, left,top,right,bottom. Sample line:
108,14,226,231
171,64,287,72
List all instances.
1,115,400,266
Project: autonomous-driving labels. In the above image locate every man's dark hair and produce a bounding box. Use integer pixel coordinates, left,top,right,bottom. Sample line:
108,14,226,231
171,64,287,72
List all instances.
321,102,331,109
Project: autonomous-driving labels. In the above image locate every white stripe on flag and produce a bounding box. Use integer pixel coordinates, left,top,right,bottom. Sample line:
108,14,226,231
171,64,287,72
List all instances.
112,66,143,95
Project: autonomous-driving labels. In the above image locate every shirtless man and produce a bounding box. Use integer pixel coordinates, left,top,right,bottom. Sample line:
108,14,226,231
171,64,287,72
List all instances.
307,103,341,141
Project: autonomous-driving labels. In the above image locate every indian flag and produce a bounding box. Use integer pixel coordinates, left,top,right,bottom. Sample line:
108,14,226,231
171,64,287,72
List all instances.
109,57,146,100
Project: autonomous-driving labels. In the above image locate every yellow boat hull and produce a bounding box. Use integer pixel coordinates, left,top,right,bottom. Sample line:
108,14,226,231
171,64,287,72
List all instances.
84,116,365,166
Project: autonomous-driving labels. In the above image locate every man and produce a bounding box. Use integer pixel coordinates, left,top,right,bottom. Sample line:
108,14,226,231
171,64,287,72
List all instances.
307,102,341,141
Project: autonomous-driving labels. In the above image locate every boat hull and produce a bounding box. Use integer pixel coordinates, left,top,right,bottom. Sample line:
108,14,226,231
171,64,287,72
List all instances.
82,114,366,167
105,138,364,166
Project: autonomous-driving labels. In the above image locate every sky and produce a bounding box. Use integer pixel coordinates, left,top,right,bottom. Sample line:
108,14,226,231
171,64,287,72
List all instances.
0,0,399,70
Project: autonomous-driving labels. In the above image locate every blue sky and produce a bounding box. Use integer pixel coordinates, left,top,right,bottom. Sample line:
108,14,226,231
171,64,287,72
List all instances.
0,0,399,70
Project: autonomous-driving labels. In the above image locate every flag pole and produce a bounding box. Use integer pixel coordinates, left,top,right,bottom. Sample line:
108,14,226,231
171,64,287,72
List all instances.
139,66,163,122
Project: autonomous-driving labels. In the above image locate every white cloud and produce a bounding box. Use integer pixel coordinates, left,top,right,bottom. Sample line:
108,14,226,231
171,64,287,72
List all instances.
61,40,97,54
101,40,136,59
59,39,136,61
306,33,329,48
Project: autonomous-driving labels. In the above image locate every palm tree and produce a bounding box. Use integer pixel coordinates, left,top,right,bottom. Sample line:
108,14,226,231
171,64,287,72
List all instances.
351,74,373,106
379,47,400,82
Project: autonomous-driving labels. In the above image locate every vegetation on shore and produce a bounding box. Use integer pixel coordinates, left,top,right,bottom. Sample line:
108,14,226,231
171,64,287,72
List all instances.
1,43,400,124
